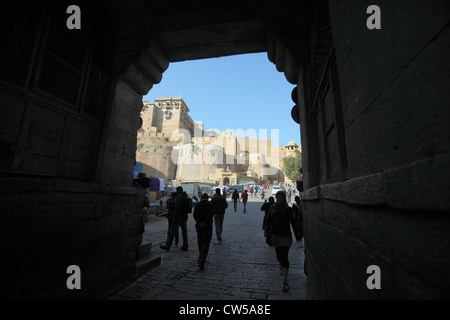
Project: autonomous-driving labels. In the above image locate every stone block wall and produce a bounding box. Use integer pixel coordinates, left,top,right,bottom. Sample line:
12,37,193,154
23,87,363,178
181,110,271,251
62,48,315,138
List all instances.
301,0,450,299
1,177,144,299
136,143,177,181
303,185,450,299
329,0,450,179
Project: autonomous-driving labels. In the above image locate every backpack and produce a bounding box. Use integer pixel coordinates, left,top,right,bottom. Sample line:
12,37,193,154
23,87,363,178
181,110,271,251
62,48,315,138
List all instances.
185,195,193,213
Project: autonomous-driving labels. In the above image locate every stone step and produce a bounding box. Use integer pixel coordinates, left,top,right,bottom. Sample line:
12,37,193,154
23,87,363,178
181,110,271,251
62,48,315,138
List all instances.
136,240,161,275
139,240,152,259
136,253,161,276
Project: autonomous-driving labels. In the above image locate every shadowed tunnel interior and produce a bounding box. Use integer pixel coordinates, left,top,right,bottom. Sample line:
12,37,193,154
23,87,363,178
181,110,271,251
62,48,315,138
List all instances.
1,0,449,299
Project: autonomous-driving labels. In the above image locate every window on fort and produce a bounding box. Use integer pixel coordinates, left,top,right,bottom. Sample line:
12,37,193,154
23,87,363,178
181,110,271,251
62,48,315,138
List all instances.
308,0,348,185
0,4,113,180
313,54,348,183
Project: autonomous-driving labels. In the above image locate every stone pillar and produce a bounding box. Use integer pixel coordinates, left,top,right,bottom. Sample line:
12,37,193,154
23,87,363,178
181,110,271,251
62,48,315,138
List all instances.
96,40,169,186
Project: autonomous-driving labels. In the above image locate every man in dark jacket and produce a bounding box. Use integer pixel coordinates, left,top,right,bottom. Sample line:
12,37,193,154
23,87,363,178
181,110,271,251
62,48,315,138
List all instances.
193,193,214,270
165,191,179,246
241,189,248,213
160,186,189,251
260,196,275,235
292,196,303,247
231,189,239,212
210,188,228,245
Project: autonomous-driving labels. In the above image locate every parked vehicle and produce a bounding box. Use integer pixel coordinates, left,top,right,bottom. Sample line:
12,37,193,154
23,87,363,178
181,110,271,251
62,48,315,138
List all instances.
210,185,228,196
181,182,215,197
227,184,244,195
271,185,282,195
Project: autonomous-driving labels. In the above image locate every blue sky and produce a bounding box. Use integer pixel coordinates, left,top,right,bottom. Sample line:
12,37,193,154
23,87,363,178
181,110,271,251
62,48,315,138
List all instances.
143,52,301,147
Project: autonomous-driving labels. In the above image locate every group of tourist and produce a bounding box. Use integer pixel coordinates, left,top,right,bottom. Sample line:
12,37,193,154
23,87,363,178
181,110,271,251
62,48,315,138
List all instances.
159,187,228,271
157,185,303,292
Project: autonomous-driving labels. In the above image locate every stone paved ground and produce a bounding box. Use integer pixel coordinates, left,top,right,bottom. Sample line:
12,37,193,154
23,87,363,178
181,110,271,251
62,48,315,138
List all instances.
109,195,308,300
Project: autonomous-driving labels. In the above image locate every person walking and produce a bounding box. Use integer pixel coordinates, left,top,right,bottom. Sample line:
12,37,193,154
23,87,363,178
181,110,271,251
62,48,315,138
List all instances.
292,196,303,248
160,186,189,251
241,189,248,213
211,188,228,245
193,193,214,270
260,196,275,236
165,191,179,246
266,191,302,292
231,189,239,212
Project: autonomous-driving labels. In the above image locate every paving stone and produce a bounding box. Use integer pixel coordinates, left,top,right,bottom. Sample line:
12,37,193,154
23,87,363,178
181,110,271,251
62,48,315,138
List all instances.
109,197,308,300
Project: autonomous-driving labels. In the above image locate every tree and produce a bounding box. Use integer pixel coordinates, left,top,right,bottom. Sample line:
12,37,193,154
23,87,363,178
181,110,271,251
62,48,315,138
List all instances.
282,153,302,181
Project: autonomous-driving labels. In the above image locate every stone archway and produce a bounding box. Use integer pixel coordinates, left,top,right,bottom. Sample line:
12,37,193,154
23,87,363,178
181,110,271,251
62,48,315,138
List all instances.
2,0,449,300
112,9,305,187
94,0,450,300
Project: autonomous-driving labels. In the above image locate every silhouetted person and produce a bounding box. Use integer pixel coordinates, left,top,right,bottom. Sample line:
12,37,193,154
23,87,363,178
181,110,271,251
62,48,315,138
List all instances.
165,191,179,246
231,189,239,212
160,186,189,251
193,193,214,270
266,191,301,292
292,195,303,248
260,196,275,236
211,187,228,245
241,189,248,213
